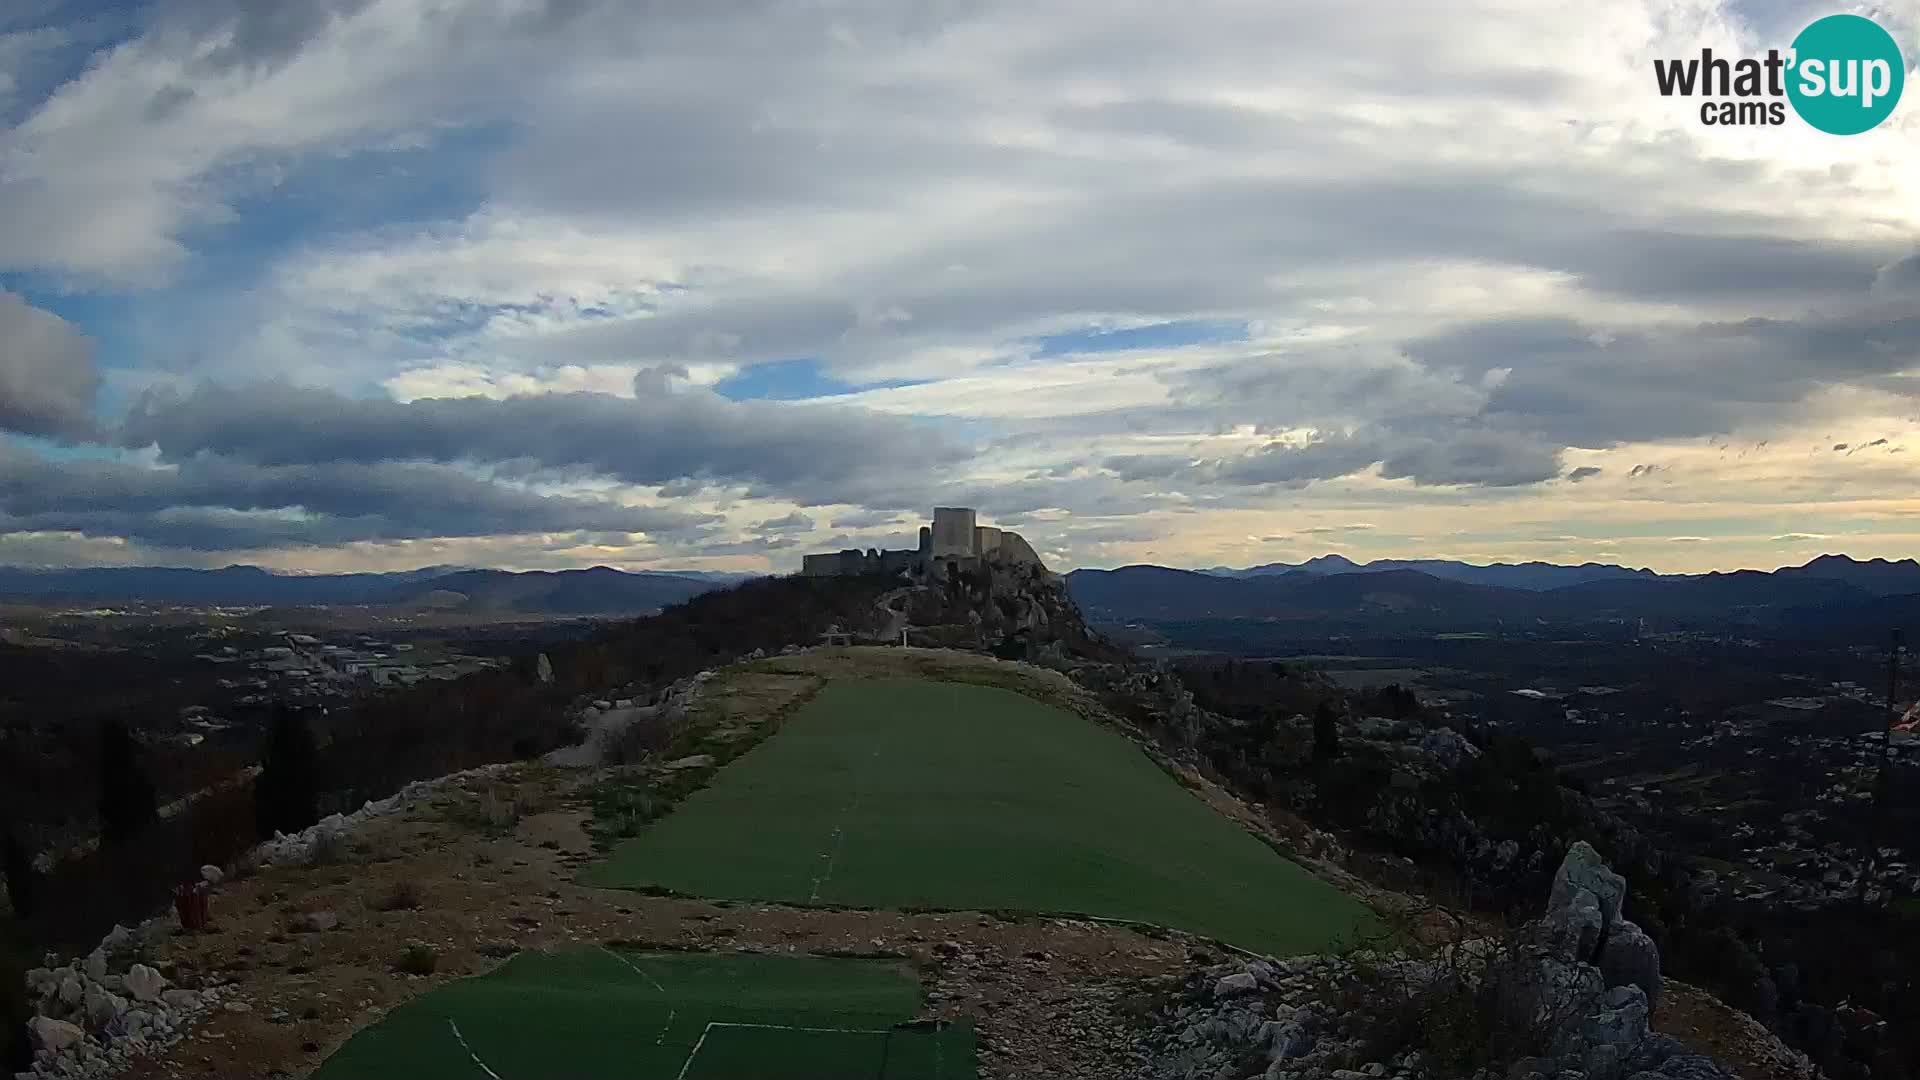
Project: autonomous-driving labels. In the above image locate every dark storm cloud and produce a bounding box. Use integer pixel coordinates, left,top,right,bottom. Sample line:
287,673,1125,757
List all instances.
0,443,715,551
119,379,963,506
0,290,98,439
1568,466,1602,482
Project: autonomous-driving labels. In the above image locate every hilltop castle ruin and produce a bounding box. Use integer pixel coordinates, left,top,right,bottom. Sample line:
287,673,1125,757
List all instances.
800,507,1042,579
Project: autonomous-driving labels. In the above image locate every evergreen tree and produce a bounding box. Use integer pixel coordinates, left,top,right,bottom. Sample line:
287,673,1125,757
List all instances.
97,720,158,846
255,708,319,839
1,825,34,919
1312,701,1343,761
1,920,30,1071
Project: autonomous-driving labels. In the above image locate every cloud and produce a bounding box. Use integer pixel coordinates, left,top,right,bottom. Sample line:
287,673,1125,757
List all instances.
0,440,716,551
120,378,961,507
1207,427,1561,489
1771,533,1830,542
829,509,906,530
1874,253,1920,297
753,511,815,533
1567,466,1602,482
0,290,98,438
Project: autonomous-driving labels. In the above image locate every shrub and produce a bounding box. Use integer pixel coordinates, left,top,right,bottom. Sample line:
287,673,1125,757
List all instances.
395,944,436,976
1335,929,1601,1075
613,789,655,838
308,829,347,867
375,879,424,912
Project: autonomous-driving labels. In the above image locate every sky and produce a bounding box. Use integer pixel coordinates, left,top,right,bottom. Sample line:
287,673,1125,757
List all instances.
1,0,1917,576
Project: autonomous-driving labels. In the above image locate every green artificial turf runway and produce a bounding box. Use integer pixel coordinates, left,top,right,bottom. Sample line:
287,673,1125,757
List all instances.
312,947,973,1080
586,678,1375,955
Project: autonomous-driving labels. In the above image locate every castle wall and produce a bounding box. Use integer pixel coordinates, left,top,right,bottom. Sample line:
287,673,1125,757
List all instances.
801,553,844,577
931,507,977,558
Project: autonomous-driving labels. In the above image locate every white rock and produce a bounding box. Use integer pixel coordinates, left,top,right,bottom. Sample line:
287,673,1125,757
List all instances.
124,963,167,1003
28,1017,84,1052
100,924,135,952
1548,841,1625,931
298,910,339,932
83,950,107,981
82,986,126,1030
58,976,84,1008
1214,972,1259,997
160,988,201,1010
200,864,223,886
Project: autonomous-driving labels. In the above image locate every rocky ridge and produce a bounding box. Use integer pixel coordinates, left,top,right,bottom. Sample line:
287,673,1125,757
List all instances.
1135,844,1804,1080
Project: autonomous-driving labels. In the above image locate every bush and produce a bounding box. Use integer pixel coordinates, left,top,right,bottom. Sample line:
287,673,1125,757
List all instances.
1337,930,1601,1074
375,879,424,912
395,944,437,976
613,790,655,838
308,829,346,867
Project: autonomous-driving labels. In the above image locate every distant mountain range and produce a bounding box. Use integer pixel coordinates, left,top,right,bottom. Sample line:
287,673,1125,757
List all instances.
1068,554,1920,639
0,565,754,616
1198,552,1920,595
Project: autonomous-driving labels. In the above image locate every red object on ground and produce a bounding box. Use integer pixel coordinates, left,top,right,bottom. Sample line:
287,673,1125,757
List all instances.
173,882,210,931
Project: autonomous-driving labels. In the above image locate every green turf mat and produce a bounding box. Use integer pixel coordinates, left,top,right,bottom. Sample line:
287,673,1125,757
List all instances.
586,678,1375,955
313,948,969,1080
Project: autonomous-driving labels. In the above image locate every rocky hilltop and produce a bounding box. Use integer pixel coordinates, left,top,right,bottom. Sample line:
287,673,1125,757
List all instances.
7,567,1820,1079
1136,843,1801,1080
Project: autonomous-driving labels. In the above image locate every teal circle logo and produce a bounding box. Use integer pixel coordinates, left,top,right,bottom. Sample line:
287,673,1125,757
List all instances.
1787,14,1905,135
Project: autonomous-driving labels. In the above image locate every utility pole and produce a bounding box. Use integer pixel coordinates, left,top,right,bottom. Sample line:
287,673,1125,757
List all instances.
1861,628,1903,908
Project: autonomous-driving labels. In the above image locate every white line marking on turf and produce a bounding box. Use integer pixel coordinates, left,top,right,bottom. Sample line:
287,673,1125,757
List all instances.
598,945,677,1045
599,945,667,993
656,1008,677,1046
447,1018,503,1080
675,1021,893,1080
807,748,877,901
